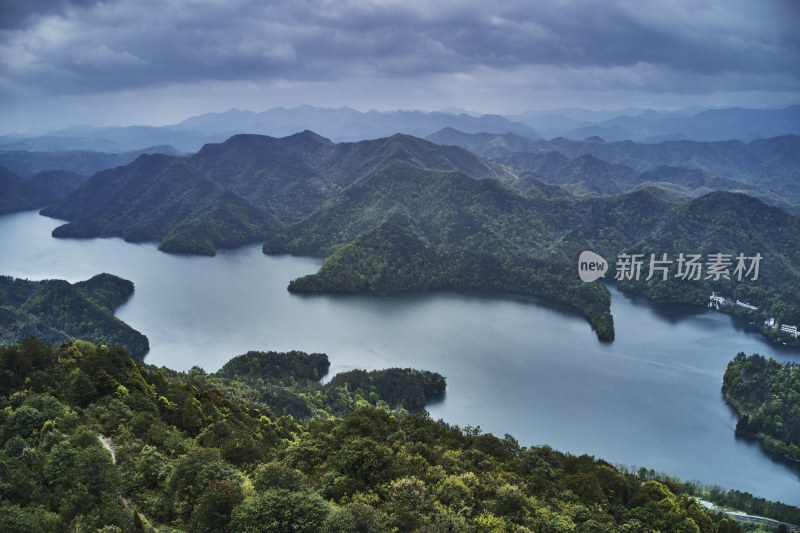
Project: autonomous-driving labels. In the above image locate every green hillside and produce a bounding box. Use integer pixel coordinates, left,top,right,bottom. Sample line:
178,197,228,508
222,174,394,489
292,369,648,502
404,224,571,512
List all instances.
0,338,752,532
0,274,149,358
723,352,800,460
43,132,516,255
427,129,800,211
618,192,800,325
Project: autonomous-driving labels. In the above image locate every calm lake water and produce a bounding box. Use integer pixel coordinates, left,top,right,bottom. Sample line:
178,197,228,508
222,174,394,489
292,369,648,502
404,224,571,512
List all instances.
2,209,799,505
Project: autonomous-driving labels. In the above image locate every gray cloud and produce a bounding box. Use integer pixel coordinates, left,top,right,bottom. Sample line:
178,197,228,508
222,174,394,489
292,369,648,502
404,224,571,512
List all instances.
0,0,102,30
0,0,798,132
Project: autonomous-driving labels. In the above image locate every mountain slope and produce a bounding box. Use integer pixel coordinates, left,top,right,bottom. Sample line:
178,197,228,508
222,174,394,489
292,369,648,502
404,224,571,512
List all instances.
561,105,800,142
43,132,518,255
0,167,33,214
0,273,149,357
618,192,800,324
0,338,753,532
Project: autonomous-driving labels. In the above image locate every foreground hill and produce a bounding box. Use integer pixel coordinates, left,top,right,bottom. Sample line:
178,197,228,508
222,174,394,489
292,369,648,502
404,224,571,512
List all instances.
42,132,800,340
0,338,752,532
0,274,149,357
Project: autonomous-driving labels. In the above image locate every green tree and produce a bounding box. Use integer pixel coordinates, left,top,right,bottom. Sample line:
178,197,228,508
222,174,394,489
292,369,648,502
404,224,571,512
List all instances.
230,489,330,533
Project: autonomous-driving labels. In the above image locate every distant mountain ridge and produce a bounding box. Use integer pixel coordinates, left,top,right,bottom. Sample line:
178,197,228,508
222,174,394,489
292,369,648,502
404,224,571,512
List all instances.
1,107,540,152
170,105,541,143
426,129,800,210
7,104,797,154
509,105,800,142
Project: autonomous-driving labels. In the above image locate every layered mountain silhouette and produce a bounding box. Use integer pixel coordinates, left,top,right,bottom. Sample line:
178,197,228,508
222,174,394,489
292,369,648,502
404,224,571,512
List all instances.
41,131,800,338
427,129,800,212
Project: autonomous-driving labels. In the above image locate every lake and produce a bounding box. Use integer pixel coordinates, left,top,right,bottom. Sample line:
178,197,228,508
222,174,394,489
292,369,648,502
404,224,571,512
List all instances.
2,209,799,505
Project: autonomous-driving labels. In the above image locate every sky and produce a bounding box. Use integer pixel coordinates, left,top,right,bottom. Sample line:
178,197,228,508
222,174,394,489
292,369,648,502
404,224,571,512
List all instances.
1,0,798,134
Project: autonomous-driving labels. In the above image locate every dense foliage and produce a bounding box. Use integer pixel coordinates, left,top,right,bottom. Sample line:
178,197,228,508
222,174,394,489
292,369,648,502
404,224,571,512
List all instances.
326,368,446,413
0,146,181,180
177,349,446,419
0,274,149,357
217,350,331,384
644,470,800,527
0,339,754,532
616,192,800,326
723,352,800,460
286,222,615,341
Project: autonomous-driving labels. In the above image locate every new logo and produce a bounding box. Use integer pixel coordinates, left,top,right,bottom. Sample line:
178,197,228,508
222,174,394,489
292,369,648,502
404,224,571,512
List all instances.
578,251,608,282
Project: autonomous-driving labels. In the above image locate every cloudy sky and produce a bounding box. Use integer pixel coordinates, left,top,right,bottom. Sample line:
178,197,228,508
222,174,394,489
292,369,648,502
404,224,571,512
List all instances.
1,0,798,133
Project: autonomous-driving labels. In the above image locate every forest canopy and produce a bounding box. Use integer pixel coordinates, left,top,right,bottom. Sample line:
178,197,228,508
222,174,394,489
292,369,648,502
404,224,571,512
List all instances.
723,352,800,460
0,338,762,532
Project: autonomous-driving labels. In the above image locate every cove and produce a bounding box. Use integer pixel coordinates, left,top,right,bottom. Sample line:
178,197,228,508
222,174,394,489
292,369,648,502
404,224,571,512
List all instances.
1,209,799,505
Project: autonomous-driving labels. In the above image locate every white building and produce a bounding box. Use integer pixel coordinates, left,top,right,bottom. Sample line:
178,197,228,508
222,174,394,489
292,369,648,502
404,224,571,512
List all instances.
780,324,798,337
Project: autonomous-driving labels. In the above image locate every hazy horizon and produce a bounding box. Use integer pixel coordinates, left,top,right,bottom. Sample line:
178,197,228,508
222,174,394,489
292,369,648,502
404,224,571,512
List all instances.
4,102,799,138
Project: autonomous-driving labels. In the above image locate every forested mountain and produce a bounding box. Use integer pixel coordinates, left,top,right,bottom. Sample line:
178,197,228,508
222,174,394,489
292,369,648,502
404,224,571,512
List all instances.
0,338,752,532
0,166,88,215
42,132,517,255
208,350,446,418
0,167,32,215
42,132,800,343
619,192,800,324
427,129,800,209
0,274,148,357
0,127,218,153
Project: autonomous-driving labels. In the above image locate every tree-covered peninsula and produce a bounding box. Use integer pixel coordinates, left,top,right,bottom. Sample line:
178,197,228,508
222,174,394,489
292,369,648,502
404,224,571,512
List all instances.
0,338,753,532
723,352,800,461
0,274,149,358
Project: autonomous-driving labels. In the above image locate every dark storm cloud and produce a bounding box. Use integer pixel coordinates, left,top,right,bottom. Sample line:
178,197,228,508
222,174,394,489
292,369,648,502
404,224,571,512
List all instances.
1,0,798,98
0,0,102,30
